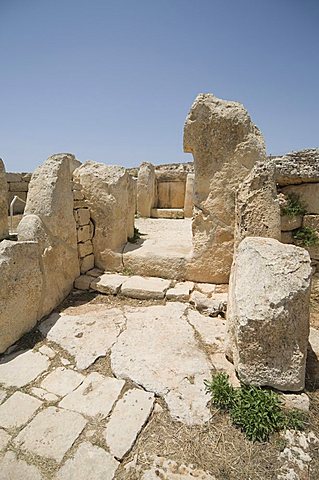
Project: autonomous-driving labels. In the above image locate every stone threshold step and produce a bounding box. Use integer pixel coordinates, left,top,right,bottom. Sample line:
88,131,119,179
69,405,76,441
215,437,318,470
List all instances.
74,270,228,309
151,208,184,219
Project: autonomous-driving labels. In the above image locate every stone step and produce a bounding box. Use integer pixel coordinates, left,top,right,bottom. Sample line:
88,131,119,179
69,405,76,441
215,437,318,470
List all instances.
151,208,184,219
74,271,228,307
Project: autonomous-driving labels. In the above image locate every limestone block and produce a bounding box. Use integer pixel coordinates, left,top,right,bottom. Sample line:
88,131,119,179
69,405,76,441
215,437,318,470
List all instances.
80,253,94,273
270,148,319,186
281,183,319,214
121,275,171,299
0,159,8,240
90,273,125,294
184,173,194,217
104,388,154,459
18,154,80,318
235,162,281,246
151,208,184,219
0,429,10,451
31,388,59,402
157,181,185,209
227,237,312,391
190,291,227,317
184,93,266,283
74,208,90,226
281,231,293,244
6,172,22,182
74,274,95,290
0,240,43,353
0,350,49,388
73,189,84,201
166,281,194,301
0,451,43,480
41,367,84,397
14,406,87,462
56,442,119,480
74,162,134,271
9,181,29,192
77,224,91,243
137,162,156,217
0,392,42,429
281,215,303,232
78,240,93,257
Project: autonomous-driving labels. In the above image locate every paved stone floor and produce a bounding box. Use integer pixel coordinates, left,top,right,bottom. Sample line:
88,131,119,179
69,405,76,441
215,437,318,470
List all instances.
0,285,318,479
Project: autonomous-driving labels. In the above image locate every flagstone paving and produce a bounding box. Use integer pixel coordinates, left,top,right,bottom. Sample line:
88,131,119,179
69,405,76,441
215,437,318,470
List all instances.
0,288,318,479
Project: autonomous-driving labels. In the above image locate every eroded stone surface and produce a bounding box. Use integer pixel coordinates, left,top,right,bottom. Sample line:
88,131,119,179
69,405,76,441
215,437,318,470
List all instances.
0,451,43,480
41,367,84,397
104,388,154,459
56,442,119,480
14,407,87,462
0,392,42,429
0,350,49,388
111,303,212,423
187,309,226,352
121,275,171,299
141,456,215,479
227,237,312,391
59,373,124,418
91,273,125,295
39,308,125,370
137,162,156,218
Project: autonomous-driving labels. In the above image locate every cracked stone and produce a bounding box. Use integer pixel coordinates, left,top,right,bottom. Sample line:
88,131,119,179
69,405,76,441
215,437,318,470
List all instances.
0,429,10,451
166,282,194,301
39,308,126,370
0,391,42,429
104,388,154,459
120,275,171,299
56,441,119,480
38,345,56,359
190,291,227,317
111,303,212,423
91,273,125,294
59,372,124,418
0,350,50,388
0,451,43,480
41,367,85,397
187,309,226,352
31,387,59,402
14,407,87,462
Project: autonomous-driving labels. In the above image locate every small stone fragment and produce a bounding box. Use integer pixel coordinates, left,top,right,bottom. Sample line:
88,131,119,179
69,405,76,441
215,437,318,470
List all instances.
104,388,154,459
74,275,95,290
121,275,171,300
281,393,310,412
91,273,125,295
166,282,194,301
0,392,42,429
38,345,56,359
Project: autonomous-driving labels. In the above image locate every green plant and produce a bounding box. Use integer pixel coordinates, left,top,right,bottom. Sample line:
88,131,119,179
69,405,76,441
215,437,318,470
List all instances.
204,372,235,410
230,385,284,442
281,193,306,217
293,226,319,247
205,373,306,442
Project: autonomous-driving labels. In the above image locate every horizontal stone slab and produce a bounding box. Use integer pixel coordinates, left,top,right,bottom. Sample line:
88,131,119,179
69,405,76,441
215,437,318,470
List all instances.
120,275,172,299
151,208,184,219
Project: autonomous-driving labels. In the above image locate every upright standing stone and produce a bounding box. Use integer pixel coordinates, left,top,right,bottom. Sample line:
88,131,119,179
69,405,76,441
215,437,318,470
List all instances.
184,173,194,218
73,162,134,271
0,159,8,240
18,154,80,317
137,162,156,217
227,237,311,391
184,93,266,283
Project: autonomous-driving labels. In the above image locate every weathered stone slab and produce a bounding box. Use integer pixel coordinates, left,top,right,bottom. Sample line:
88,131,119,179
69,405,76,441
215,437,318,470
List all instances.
184,173,194,218
111,303,212,424
0,350,49,388
31,387,59,402
59,373,124,418
41,367,84,397
121,275,171,299
104,388,154,459
38,345,56,359
78,240,93,258
39,309,125,370
74,208,90,226
187,310,226,352
157,181,185,209
151,208,184,219
281,393,310,412
0,392,42,429
74,274,95,290
0,240,43,353
86,268,103,277
56,442,119,480
303,214,319,231
166,282,194,301
0,429,10,451
227,237,312,391
91,273,125,295
272,148,319,186
0,451,43,480
14,407,87,462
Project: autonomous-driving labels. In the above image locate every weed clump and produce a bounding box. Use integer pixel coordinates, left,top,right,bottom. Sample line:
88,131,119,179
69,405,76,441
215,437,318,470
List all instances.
205,373,306,442
281,192,306,217
293,226,319,247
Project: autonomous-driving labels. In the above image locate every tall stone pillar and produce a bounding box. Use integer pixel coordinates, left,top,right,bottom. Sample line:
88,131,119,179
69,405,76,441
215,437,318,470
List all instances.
0,159,8,240
183,173,194,218
137,162,156,217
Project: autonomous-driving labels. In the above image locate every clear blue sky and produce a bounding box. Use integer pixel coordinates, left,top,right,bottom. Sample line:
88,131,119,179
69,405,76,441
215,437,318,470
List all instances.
1,0,318,172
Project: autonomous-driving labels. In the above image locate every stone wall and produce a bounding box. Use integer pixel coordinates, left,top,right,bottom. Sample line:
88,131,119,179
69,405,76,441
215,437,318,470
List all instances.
6,172,31,214
73,180,95,274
